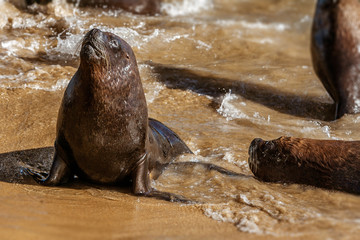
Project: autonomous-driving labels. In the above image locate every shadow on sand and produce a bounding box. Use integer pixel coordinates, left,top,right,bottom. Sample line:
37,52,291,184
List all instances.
0,147,53,184
0,147,133,193
149,62,335,121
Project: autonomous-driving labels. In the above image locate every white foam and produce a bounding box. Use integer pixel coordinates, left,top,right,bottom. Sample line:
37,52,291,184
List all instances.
52,0,86,18
218,148,247,168
0,0,22,28
239,194,251,205
1,40,25,56
52,33,83,57
196,40,212,50
161,0,213,16
237,216,263,234
22,78,69,91
217,92,248,121
203,205,265,235
138,64,165,104
203,206,236,223
299,15,311,23
239,21,289,32
164,33,190,43
1,39,39,57
0,64,69,91
252,38,274,44
11,16,39,29
217,92,267,122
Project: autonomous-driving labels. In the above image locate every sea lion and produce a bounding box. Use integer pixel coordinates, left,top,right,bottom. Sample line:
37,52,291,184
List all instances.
248,137,360,194
67,0,161,15
21,0,161,15
311,0,360,119
27,28,193,202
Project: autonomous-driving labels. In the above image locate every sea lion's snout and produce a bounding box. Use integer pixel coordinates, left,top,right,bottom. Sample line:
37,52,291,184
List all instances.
248,138,278,177
82,28,104,47
87,28,102,39
248,138,263,175
248,138,261,159
80,28,107,62
249,138,276,156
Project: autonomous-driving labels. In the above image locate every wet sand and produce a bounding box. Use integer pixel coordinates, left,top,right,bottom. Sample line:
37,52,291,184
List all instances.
1,181,240,240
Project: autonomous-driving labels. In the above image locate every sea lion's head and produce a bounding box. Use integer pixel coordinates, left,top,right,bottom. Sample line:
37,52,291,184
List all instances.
80,28,138,81
248,137,301,183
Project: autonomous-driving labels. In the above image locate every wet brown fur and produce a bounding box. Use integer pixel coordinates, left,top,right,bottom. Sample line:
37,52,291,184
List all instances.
67,0,161,15
248,137,360,194
27,29,194,202
311,0,360,119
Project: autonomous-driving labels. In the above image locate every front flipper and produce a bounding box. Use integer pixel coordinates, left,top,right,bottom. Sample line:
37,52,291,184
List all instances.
26,150,73,186
132,154,195,203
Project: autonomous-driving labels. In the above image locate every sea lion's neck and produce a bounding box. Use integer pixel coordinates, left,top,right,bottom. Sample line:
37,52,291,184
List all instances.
77,64,147,113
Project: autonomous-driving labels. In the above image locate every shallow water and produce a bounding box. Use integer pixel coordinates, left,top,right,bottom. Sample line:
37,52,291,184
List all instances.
1,0,360,238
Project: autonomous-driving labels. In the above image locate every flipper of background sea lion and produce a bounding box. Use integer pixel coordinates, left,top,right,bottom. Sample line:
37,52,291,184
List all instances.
311,0,340,119
311,0,360,119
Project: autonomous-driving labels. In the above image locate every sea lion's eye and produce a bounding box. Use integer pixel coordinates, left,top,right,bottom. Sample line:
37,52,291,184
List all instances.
109,39,119,49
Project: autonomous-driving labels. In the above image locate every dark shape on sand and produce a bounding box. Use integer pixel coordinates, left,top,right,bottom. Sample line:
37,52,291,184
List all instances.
23,0,161,15
67,0,161,15
311,0,360,119
248,136,360,194
150,63,335,121
0,147,53,184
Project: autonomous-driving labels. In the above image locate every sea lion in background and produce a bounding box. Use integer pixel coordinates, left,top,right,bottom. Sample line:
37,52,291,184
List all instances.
67,0,161,15
248,137,360,194
22,0,161,15
311,0,360,119
27,28,192,202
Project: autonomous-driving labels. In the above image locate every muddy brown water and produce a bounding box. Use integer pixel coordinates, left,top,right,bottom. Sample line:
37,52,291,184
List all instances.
1,0,360,239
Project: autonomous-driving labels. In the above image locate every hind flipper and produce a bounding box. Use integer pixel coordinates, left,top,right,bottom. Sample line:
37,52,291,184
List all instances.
26,148,73,186
148,118,193,179
132,153,195,203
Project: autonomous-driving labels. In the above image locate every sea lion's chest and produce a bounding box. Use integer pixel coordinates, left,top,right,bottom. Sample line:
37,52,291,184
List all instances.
59,80,148,183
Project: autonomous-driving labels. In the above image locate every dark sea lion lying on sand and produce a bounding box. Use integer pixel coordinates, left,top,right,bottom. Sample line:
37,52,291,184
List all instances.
68,0,161,15
248,136,360,194
22,0,161,15
311,0,360,119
